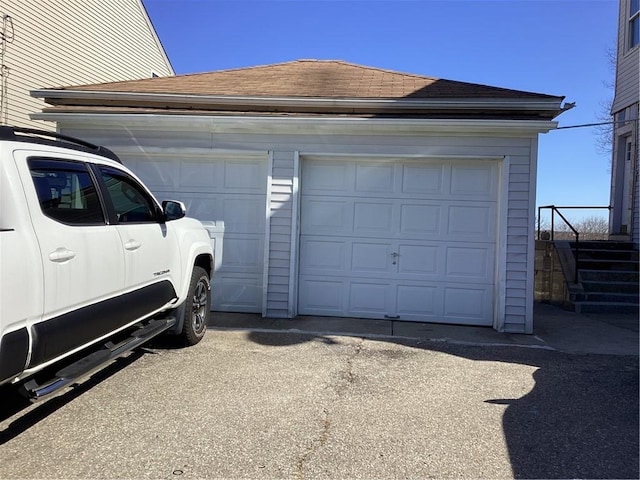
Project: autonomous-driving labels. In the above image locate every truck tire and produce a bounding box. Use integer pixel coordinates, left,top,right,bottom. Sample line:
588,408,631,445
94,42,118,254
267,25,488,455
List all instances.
179,266,211,346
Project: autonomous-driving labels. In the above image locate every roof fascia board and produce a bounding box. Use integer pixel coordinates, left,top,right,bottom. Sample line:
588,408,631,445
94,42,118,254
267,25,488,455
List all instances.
31,112,558,134
31,89,563,112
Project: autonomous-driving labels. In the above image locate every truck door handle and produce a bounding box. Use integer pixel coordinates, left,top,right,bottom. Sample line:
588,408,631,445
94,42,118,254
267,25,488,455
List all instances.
49,248,76,262
124,239,141,251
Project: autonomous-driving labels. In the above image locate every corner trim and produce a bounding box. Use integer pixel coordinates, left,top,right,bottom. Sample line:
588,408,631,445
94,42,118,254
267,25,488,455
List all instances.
262,151,273,317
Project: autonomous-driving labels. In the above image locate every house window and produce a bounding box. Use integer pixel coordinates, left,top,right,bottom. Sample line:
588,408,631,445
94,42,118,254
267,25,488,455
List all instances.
618,109,627,123
625,136,633,163
630,0,640,49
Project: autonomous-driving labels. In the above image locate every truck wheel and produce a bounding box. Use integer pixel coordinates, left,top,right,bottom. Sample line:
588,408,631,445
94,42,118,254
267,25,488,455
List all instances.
179,266,211,346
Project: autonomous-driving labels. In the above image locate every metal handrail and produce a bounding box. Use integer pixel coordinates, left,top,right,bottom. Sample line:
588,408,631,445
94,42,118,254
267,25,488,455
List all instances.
536,205,611,284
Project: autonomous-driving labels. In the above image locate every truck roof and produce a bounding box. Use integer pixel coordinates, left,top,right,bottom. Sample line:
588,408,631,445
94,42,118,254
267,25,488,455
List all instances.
0,126,122,163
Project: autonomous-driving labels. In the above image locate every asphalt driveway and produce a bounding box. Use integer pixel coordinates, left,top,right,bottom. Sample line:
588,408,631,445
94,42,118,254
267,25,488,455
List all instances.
0,329,638,479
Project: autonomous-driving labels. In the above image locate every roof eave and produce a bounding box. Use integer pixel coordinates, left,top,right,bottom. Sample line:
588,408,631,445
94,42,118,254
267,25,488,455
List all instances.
31,89,565,116
30,112,559,135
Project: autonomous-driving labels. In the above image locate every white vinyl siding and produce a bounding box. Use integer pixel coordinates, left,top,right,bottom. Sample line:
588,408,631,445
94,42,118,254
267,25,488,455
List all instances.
266,151,297,317
1,0,172,130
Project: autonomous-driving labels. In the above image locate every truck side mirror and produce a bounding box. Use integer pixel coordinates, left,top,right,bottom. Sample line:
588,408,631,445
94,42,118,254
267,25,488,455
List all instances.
162,200,186,221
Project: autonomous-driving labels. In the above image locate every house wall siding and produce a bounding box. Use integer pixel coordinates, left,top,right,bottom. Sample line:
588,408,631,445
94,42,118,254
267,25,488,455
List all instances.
610,0,640,243
612,0,640,113
0,0,172,130
267,151,296,317
58,120,540,333
631,119,640,245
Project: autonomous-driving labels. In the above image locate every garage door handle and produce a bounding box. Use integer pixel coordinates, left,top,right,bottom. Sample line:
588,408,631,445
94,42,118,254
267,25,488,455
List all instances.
124,240,141,251
49,248,76,262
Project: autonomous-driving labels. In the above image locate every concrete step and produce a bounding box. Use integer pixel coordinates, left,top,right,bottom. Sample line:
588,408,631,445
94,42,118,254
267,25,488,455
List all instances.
576,249,639,261
570,241,636,250
570,291,639,304
573,301,640,314
580,270,639,283
581,280,640,294
578,259,639,271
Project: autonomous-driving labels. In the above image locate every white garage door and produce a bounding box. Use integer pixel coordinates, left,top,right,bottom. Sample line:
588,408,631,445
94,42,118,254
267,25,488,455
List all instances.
298,157,498,326
121,151,267,313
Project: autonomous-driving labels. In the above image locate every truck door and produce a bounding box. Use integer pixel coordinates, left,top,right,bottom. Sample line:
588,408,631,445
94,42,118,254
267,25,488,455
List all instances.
97,165,180,314
18,153,125,367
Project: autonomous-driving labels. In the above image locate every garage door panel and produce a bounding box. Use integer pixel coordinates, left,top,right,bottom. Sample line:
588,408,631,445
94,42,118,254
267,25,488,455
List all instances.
450,163,497,198
214,275,263,312
353,201,394,234
299,239,346,272
400,204,442,236
443,286,492,323
401,164,445,195
298,278,345,313
303,161,351,193
349,282,389,315
396,244,440,276
445,246,494,282
126,157,180,190
180,160,217,188
301,199,350,233
223,160,266,190
351,242,393,274
447,204,495,241
218,235,262,273
355,163,395,193
221,197,265,234
173,196,218,221
395,285,440,317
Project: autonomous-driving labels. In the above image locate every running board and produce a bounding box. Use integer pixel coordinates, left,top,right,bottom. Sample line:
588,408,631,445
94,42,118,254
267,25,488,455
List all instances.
22,316,176,400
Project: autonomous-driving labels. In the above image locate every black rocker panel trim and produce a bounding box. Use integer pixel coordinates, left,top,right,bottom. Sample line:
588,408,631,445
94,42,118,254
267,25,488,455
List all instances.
29,281,176,368
0,327,29,384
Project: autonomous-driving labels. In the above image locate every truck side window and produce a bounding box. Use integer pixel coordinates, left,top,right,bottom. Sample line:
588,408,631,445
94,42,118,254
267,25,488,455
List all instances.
28,158,105,225
100,167,159,223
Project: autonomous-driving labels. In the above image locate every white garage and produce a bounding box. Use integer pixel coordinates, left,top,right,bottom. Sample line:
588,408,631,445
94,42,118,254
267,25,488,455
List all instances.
298,156,498,325
32,59,567,333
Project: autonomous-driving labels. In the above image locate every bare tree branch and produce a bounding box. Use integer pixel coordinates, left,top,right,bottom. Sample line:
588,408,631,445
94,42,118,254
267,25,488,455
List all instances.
595,43,616,160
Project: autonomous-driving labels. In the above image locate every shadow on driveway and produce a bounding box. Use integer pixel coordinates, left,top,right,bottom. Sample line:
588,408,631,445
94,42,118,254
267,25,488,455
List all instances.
0,351,145,446
246,329,639,479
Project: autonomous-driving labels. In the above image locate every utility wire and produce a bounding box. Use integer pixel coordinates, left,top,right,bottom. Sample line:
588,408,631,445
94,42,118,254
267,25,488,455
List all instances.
556,118,638,130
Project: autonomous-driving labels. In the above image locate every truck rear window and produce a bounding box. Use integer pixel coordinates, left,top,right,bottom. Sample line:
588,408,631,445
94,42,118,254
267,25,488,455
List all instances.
28,158,105,225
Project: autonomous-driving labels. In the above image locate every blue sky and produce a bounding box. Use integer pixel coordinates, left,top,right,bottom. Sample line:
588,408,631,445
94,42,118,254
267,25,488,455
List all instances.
143,0,618,223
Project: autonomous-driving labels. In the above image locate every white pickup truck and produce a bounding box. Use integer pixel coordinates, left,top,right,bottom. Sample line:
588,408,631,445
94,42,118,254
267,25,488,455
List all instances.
0,127,214,399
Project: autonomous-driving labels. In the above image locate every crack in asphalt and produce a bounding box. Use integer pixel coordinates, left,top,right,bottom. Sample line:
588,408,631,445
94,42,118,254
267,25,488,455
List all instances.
294,338,364,480
294,408,331,480
333,338,363,397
